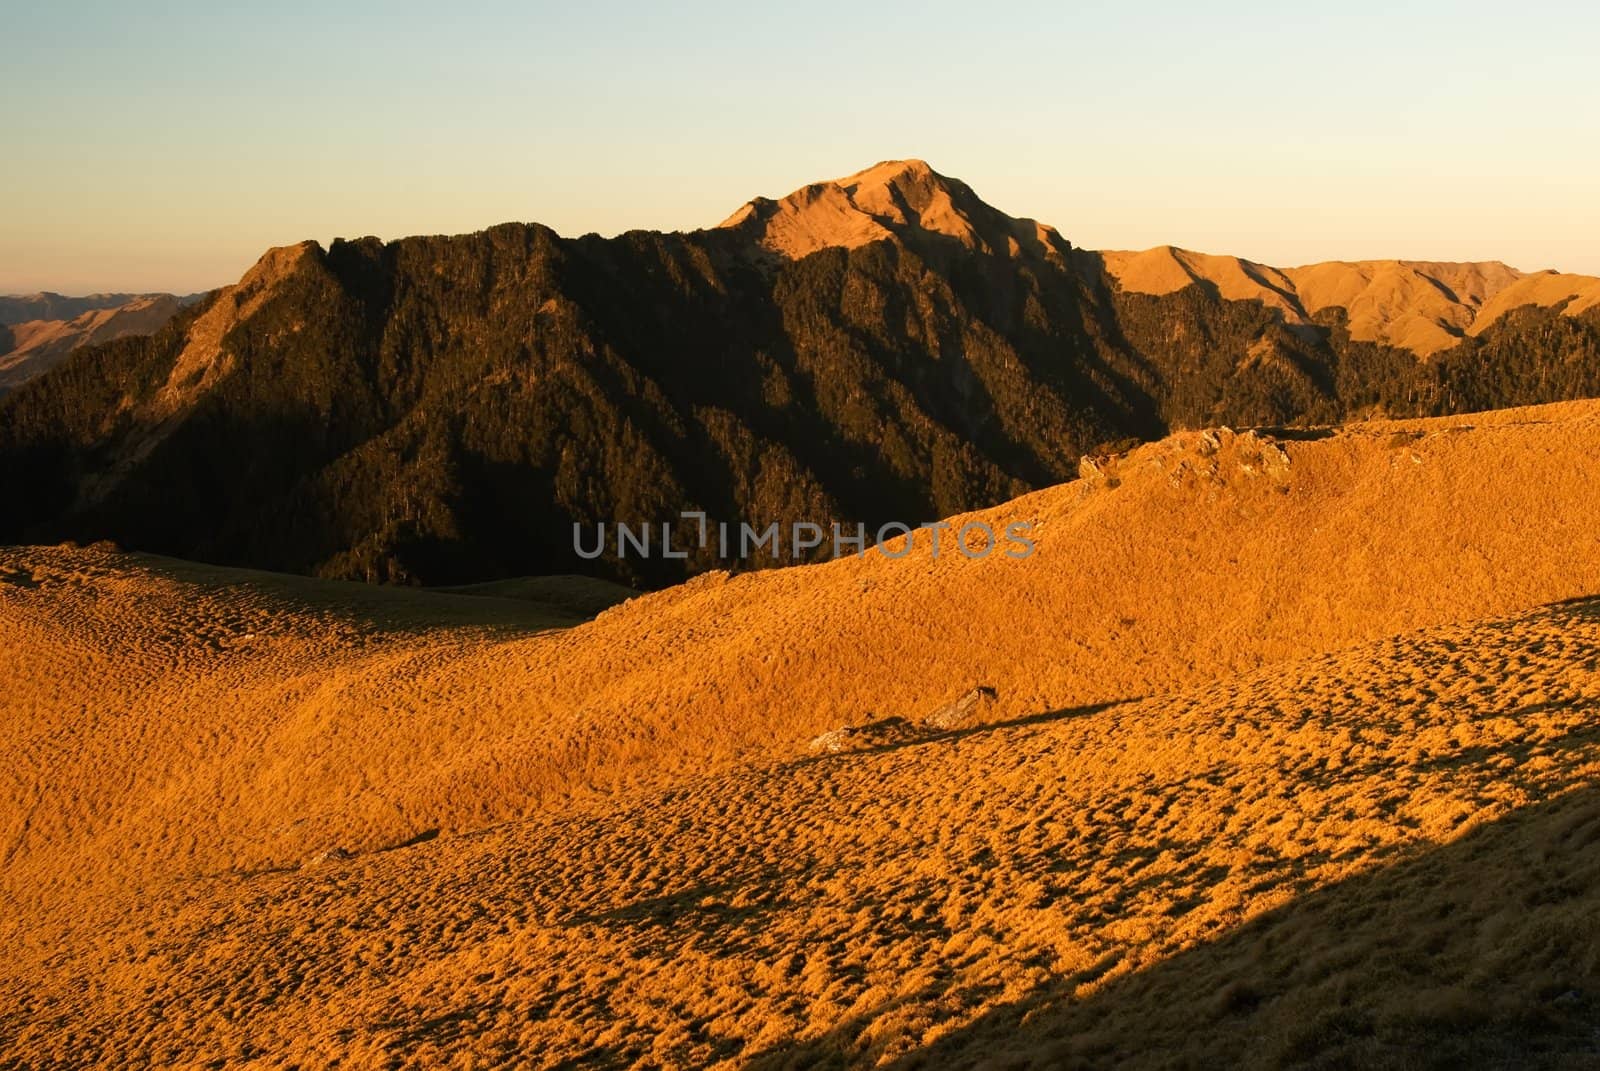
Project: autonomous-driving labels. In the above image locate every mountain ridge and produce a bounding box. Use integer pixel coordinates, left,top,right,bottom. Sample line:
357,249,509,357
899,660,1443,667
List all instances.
3,160,1599,587
716,159,1599,355
1097,245,1598,356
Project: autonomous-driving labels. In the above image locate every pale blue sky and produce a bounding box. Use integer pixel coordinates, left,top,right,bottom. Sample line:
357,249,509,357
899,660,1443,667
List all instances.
4,0,1597,292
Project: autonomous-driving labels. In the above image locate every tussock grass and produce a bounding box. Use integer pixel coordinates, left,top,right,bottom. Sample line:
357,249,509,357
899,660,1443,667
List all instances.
6,595,1600,1066
4,401,1600,1065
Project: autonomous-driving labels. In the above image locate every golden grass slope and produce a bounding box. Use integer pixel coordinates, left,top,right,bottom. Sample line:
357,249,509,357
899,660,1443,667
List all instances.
1098,246,1303,320
1103,246,1599,356
3,401,1600,936
1470,270,1600,334
1284,258,1523,355
5,590,1600,1067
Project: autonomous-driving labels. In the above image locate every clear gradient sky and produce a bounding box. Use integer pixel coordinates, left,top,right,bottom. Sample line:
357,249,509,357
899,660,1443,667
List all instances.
4,1,1598,293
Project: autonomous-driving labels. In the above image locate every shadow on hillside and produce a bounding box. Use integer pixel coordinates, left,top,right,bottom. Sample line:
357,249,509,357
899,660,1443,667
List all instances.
749,783,1600,1070
1252,424,1338,442
791,698,1134,768
103,548,593,636
564,878,788,942
1547,593,1600,614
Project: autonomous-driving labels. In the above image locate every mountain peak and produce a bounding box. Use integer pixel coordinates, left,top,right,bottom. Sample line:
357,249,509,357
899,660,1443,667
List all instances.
715,159,1068,262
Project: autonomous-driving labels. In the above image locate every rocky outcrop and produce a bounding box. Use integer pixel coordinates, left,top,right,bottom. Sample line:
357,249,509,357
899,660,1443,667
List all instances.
922,685,999,731
809,686,1001,754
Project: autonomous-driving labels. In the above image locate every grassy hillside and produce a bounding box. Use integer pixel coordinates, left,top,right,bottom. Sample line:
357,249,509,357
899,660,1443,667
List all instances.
5,586,1598,1067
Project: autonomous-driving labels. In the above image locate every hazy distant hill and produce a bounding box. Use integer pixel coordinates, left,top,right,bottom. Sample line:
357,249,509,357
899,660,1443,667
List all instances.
0,292,151,325
0,290,203,395
2,160,1598,586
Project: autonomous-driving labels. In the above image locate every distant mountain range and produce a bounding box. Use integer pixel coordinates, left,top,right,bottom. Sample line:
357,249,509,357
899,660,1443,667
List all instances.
0,291,202,394
3,159,1598,586
1099,248,1600,356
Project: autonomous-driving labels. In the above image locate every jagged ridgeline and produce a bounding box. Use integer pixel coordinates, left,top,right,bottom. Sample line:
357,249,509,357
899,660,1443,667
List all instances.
2,160,1598,587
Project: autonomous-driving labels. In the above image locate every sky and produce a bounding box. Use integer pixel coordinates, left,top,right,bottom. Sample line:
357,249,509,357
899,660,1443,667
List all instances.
4,0,1598,293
